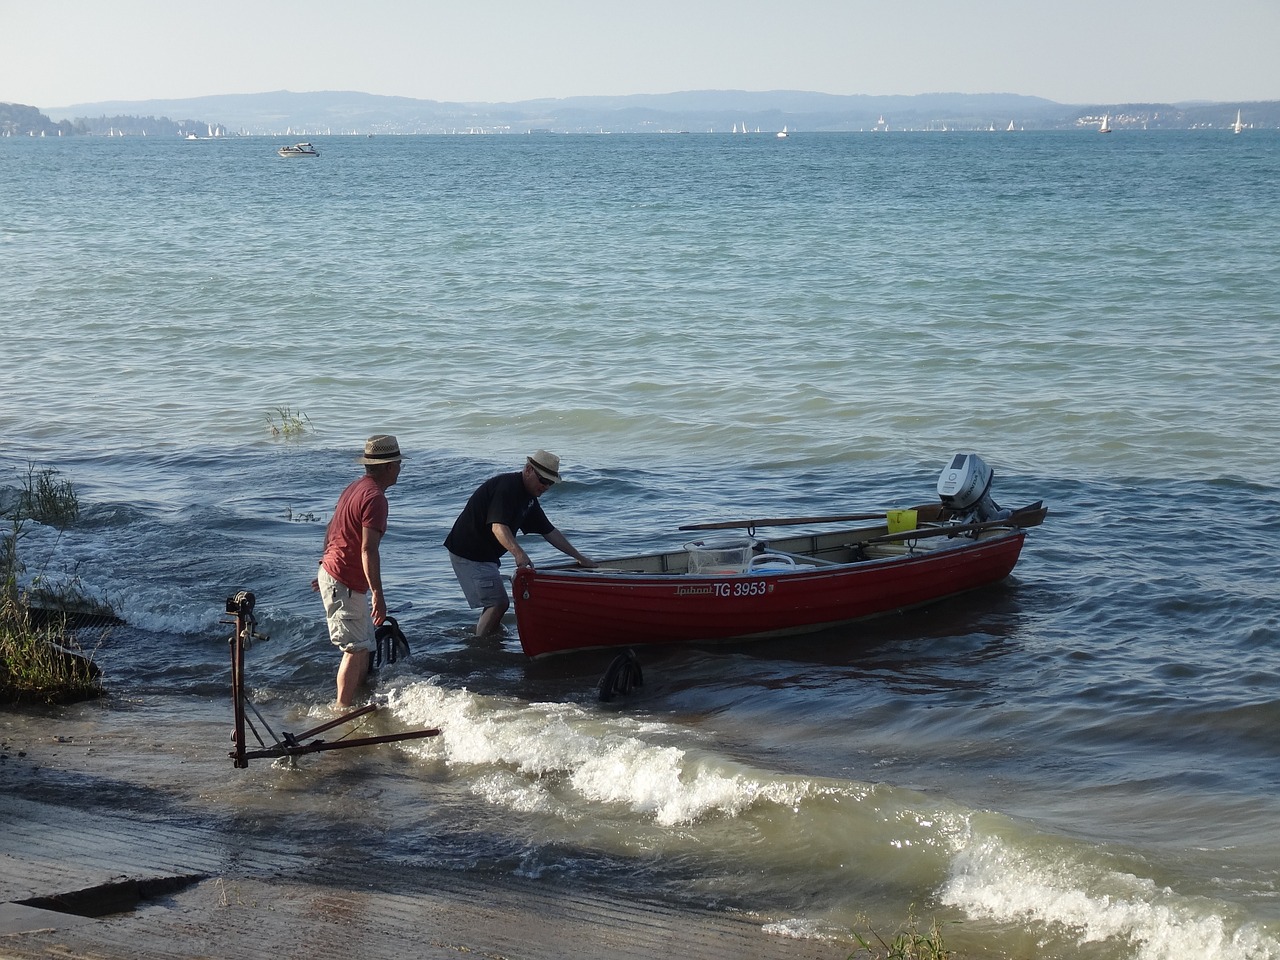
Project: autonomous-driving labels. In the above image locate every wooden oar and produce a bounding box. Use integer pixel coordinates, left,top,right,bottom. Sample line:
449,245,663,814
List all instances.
679,512,886,532
679,504,940,532
860,502,1047,545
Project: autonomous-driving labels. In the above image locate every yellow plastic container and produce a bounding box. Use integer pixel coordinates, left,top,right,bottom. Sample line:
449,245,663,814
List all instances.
886,509,918,535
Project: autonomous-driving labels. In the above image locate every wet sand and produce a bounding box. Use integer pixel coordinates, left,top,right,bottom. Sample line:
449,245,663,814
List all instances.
1,699,851,960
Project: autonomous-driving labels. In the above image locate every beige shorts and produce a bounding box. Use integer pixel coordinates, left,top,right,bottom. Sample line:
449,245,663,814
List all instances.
318,566,376,654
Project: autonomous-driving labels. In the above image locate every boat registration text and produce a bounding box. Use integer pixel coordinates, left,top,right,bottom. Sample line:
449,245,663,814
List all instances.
675,580,775,598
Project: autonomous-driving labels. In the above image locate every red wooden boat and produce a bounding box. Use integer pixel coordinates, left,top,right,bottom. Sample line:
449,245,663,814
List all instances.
513,454,1045,658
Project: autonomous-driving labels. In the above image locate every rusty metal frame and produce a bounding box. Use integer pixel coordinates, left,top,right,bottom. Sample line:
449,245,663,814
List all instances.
224,592,440,768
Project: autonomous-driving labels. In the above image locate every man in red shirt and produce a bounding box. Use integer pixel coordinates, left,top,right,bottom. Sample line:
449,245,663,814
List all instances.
315,434,405,706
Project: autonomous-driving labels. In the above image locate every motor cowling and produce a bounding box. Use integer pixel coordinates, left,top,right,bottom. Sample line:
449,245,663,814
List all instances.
937,453,1012,524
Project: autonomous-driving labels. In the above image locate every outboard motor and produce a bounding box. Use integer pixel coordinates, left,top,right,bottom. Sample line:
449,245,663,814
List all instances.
937,453,1012,524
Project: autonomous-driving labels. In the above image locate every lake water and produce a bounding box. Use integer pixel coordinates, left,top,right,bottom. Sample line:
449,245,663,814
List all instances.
2,129,1279,959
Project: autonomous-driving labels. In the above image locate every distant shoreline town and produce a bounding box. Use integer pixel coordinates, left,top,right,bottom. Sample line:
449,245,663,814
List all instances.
3,90,1276,138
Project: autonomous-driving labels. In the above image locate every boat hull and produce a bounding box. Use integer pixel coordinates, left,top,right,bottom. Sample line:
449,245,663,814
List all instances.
513,529,1026,657
277,142,319,157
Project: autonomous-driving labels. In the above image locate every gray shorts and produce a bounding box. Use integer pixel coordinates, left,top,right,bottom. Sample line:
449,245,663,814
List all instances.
318,566,376,653
448,553,509,609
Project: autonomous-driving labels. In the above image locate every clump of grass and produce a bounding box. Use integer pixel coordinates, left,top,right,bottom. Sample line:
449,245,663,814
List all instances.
3,464,88,605
0,598,102,704
850,911,955,960
1,463,107,704
266,405,312,439
17,463,79,528
2,463,80,605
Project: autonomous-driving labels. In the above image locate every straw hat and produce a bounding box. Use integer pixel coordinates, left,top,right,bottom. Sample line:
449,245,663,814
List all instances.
355,434,406,465
526,449,561,483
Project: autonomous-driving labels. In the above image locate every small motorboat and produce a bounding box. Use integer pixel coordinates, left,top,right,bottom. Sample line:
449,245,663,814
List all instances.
513,454,1046,658
277,141,319,157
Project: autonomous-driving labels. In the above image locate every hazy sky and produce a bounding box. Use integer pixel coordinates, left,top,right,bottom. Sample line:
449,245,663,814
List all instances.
3,0,1276,109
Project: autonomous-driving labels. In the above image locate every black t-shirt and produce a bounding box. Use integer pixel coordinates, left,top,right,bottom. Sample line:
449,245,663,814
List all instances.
444,471,554,563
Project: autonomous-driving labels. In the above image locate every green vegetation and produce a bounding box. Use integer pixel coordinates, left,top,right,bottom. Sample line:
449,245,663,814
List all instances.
14,462,80,528
266,405,313,439
0,599,103,705
850,913,955,960
1,464,107,705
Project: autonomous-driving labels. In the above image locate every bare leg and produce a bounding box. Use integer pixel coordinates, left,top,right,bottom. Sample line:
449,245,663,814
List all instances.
476,599,509,637
336,649,372,706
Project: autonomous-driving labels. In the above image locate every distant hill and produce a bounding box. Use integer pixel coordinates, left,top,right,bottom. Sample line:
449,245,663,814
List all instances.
26,89,1280,136
1,101,230,137
42,89,1068,134
1,102,74,137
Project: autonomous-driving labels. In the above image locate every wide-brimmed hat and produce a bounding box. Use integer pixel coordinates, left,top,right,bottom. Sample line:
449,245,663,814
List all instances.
356,434,406,465
526,449,561,483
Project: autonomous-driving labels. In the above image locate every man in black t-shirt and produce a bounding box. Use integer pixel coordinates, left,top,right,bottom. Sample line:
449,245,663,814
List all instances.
445,449,596,637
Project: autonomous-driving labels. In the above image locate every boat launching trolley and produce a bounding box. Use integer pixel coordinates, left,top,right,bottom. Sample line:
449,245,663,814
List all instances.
224,591,440,768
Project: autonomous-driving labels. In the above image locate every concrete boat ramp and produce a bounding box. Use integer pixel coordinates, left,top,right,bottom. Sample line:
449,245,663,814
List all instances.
1,702,849,960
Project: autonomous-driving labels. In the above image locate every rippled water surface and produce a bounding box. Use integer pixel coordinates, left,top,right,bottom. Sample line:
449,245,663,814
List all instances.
3,130,1280,960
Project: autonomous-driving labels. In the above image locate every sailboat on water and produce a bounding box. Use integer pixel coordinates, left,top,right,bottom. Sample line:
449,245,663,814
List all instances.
1099,114,1112,134
1233,110,1244,134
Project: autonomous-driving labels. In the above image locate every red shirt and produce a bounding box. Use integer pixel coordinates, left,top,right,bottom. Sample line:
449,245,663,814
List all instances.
320,474,388,592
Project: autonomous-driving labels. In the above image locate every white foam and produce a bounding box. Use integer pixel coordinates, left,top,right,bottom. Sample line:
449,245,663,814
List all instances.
762,917,844,941
941,833,1280,960
386,679,817,826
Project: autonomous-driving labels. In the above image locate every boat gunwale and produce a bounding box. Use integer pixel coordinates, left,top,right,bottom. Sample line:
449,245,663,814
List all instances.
521,525,1026,583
